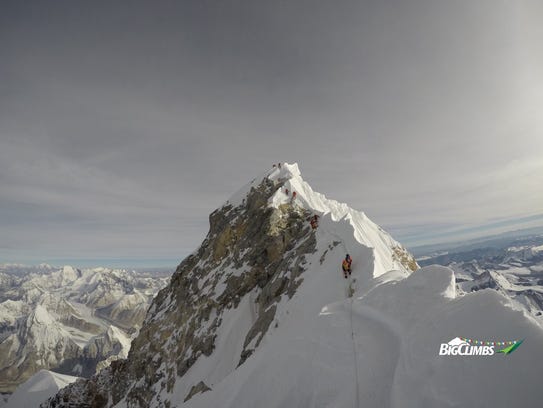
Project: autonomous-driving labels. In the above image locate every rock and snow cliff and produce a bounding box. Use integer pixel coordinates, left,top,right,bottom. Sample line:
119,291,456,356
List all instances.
44,163,543,408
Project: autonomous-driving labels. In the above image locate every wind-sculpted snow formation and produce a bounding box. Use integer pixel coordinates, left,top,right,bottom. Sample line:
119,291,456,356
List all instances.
43,163,543,408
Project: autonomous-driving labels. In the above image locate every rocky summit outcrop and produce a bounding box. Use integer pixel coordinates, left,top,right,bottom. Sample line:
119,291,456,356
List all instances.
44,173,318,407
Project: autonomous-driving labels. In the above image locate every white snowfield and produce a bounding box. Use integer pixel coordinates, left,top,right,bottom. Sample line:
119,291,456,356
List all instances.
3,370,79,408
139,164,543,407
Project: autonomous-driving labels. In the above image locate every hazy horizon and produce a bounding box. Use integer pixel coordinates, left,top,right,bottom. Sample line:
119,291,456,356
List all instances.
3,216,543,269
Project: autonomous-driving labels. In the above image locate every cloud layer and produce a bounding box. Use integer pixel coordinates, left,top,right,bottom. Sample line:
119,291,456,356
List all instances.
1,1,543,264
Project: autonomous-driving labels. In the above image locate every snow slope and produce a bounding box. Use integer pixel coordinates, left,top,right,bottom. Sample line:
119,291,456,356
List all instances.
178,164,543,408
184,265,543,408
4,370,79,408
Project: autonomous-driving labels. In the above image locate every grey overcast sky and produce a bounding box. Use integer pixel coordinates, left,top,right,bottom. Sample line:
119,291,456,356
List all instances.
1,0,543,267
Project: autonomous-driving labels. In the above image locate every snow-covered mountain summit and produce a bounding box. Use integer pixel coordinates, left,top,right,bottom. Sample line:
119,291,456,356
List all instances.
44,163,543,408
230,162,417,281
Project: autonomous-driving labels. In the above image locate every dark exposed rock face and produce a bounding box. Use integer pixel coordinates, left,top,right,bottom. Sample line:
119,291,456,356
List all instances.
184,381,211,402
469,270,498,291
392,246,419,272
43,176,318,407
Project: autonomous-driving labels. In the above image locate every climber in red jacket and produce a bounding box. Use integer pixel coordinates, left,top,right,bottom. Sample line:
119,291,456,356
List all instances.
342,254,352,278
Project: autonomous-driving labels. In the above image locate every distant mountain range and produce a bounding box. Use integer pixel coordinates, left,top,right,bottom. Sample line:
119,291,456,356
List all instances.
0,264,170,394
417,237,543,326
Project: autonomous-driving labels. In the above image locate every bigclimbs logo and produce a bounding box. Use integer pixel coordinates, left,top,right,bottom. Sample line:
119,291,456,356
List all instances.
438,337,523,356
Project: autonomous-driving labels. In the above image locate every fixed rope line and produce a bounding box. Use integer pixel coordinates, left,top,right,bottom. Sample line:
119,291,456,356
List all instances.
326,228,359,406
349,297,361,408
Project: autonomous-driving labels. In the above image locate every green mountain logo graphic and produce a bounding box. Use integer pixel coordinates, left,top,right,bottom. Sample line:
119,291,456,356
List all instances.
497,339,524,355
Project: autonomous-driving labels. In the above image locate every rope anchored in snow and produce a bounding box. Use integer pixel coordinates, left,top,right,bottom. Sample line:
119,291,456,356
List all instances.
349,298,361,408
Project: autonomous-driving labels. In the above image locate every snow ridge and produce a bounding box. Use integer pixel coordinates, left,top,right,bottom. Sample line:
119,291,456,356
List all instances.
266,163,416,277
